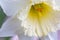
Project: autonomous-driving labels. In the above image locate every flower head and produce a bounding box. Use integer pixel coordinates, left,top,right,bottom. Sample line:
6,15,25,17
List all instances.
0,0,60,40
19,1,58,37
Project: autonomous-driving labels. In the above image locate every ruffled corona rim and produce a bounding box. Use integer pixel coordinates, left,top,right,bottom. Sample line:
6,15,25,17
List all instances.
21,2,58,37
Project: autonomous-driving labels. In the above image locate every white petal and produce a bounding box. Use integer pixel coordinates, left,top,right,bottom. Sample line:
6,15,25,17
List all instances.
48,32,57,40
0,0,31,16
0,17,22,37
53,11,60,23
17,5,31,20
10,35,19,40
57,23,60,30
54,0,60,10
18,35,35,40
41,32,57,40
31,0,53,6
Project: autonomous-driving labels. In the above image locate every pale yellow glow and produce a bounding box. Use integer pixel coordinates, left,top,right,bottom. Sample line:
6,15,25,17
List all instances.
24,2,57,37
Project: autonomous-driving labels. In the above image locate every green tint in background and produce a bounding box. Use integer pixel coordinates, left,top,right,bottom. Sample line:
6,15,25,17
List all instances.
0,6,6,28
0,6,11,40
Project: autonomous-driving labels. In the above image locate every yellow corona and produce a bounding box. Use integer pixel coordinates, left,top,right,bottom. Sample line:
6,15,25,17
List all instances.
24,2,57,37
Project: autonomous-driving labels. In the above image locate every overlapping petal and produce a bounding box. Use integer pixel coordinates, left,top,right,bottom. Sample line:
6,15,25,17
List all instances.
0,17,23,37
0,0,31,16
54,0,60,10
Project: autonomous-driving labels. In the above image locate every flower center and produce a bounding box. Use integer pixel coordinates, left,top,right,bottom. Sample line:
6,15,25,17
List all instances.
31,2,52,13
32,3,43,12
27,2,53,22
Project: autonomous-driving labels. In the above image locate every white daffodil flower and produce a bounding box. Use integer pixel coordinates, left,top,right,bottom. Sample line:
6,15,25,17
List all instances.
0,0,60,40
